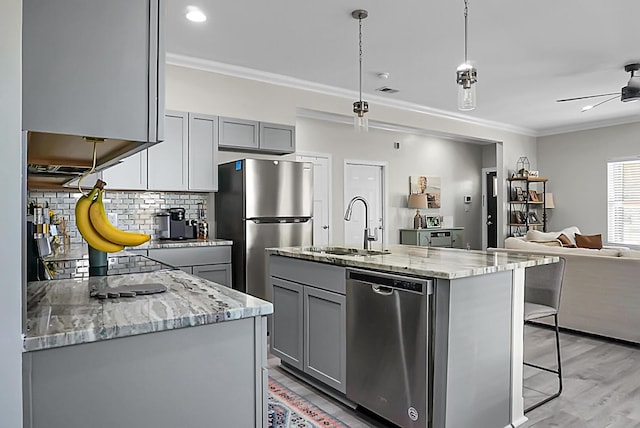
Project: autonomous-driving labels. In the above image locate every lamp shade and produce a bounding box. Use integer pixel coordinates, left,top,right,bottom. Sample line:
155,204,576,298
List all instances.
545,193,555,209
408,194,428,209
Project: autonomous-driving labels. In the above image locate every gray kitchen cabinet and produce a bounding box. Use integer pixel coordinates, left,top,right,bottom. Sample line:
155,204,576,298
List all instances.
148,246,232,287
304,286,346,393
219,117,259,150
259,122,296,153
101,151,148,190
271,277,304,370
23,0,164,144
400,228,465,248
148,111,189,191
219,117,295,154
188,113,219,192
269,255,346,392
64,172,101,190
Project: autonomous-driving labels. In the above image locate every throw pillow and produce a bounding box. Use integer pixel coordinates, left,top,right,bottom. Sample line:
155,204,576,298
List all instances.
557,233,577,248
559,226,581,245
575,233,603,250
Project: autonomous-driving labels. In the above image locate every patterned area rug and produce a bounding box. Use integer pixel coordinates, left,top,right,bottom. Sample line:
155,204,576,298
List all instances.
268,377,351,428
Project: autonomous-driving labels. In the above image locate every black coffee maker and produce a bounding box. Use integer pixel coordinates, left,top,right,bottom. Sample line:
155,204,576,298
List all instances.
157,208,196,240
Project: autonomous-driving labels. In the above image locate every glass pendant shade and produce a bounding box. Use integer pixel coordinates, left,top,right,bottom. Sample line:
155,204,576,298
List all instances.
458,81,476,110
354,114,369,132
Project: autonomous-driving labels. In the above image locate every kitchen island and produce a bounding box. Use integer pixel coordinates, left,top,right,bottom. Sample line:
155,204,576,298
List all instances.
24,267,272,428
266,244,558,428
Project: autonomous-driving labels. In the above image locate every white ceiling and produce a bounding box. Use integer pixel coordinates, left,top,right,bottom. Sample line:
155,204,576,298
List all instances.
166,0,640,136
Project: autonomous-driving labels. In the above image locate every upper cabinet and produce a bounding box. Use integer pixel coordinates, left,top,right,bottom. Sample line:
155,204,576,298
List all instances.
101,151,148,191
148,111,189,191
188,113,219,192
219,117,295,154
23,0,165,144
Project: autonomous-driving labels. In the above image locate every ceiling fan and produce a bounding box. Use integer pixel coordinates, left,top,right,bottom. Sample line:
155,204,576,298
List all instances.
556,63,640,112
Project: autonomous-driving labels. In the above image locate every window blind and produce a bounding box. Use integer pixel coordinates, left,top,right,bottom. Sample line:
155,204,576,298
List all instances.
608,159,640,245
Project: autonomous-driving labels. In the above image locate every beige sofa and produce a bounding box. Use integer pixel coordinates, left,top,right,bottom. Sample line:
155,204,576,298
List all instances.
489,235,640,343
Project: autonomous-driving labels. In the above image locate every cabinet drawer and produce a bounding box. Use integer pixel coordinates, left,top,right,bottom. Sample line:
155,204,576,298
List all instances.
269,255,346,294
429,231,452,247
148,246,231,267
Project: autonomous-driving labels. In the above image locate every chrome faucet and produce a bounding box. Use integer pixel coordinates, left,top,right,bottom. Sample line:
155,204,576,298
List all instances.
344,196,377,250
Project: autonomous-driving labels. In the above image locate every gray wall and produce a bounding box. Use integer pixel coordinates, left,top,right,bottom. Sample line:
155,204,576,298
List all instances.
537,122,640,241
0,0,24,426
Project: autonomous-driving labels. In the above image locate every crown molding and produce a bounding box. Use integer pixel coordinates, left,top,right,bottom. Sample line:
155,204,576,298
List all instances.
166,53,537,138
536,115,640,137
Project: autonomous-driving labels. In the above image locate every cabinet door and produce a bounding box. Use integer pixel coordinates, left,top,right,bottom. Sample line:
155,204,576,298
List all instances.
271,277,304,370
304,286,346,393
64,172,102,190
188,113,218,191
192,264,231,287
451,229,465,249
418,231,431,247
259,122,295,153
219,117,259,150
23,0,164,143
148,111,188,191
101,151,148,190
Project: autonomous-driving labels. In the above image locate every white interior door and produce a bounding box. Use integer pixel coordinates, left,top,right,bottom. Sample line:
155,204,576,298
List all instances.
297,153,331,245
344,161,386,247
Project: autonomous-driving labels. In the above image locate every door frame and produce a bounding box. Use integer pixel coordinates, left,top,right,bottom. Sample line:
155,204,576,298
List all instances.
296,151,332,245
481,167,498,250
343,159,389,246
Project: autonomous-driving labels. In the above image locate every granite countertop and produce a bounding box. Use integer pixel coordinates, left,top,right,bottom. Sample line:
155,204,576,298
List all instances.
266,244,559,279
24,269,272,352
43,238,233,262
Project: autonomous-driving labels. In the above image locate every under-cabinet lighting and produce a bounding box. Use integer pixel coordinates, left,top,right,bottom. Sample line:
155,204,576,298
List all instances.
186,7,206,23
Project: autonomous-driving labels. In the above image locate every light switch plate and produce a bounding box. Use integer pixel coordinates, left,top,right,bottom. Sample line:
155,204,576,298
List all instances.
108,212,118,227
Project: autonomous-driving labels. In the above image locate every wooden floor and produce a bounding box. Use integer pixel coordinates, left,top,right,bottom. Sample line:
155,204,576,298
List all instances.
268,324,640,427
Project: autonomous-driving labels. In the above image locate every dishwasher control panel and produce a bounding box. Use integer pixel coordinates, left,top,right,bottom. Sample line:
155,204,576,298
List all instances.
348,270,430,293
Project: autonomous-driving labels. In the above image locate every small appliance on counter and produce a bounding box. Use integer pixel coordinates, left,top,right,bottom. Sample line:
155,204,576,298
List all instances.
157,207,197,240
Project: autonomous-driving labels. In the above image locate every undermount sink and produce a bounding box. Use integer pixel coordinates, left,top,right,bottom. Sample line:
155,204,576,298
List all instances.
304,246,390,257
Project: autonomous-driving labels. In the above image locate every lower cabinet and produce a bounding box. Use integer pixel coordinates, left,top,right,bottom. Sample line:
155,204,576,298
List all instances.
269,256,346,393
400,228,465,249
147,246,232,287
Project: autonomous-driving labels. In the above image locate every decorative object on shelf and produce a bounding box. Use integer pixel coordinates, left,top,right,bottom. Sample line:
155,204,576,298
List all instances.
456,0,477,111
514,186,525,201
528,170,539,177
352,9,369,132
516,157,530,177
527,211,539,224
528,189,539,202
409,176,442,208
426,215,442,228
408,194,428,229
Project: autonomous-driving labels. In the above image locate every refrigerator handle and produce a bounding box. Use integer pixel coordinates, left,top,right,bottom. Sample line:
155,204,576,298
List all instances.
249,218,312,224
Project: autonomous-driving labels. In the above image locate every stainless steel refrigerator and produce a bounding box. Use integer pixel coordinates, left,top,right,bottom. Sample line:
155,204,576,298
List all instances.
216,159,313,301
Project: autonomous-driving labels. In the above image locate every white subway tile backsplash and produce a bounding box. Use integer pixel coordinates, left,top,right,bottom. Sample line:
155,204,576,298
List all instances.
28,190,209,243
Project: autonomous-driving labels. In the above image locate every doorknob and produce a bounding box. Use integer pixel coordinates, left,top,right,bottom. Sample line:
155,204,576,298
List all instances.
486,221,493,226
322,225,329,230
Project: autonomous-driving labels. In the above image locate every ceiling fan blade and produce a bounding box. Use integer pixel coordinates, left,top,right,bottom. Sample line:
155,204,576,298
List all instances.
556,92,619,102
581,95,619,112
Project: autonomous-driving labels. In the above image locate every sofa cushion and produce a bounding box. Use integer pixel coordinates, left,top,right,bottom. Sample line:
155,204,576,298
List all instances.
575,233,603,250
557,234,577,248
526,230,559,242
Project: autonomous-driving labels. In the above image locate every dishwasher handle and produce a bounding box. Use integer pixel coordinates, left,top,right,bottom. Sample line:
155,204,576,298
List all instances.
372,285,394,296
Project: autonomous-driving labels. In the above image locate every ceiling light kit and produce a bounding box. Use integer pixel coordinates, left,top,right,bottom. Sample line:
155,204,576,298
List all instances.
352,9,369,132
186,6,206,23
456,0,477,111
557,62,640,112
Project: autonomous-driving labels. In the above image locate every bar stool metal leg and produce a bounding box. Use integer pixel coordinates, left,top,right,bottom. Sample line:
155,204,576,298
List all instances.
524,314,563,413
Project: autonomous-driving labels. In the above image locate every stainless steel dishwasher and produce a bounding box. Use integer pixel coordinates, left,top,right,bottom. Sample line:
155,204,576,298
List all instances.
346,268,433,428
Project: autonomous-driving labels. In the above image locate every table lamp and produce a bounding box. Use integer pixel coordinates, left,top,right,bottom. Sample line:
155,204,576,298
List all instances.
408,194,428,229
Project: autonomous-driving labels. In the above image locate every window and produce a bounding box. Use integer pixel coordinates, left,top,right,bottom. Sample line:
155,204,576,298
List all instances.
608,159,640,246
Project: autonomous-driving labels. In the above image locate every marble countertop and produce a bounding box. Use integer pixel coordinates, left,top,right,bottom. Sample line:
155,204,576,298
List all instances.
44,238,233,262
266,244,558,279
24,269,272,352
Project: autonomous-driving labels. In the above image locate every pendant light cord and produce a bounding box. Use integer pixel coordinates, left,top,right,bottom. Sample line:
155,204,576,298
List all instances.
463,0,469,64
358,15,363,103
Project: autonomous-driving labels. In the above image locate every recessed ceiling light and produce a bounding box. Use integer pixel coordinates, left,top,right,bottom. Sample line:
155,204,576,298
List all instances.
186,7,206,23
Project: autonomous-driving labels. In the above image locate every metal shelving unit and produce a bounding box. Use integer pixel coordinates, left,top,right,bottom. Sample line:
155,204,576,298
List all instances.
507,176,548,237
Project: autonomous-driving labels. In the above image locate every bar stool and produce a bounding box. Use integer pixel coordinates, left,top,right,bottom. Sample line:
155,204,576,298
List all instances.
523,257,566,413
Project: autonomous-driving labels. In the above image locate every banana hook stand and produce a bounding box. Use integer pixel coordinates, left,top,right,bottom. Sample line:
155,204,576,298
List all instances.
88,245,108,276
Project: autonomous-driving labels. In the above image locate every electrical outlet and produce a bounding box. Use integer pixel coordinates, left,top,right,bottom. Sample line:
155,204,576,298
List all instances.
108,212,118,227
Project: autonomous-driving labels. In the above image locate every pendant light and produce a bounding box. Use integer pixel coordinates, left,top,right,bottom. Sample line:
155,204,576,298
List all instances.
456,0,477,111
352,9,369,132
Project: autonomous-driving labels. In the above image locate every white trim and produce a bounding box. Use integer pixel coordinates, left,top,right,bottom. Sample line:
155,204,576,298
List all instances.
343,159,389,247
167,53,537,137
537,115,640,137
481,167,498,250
296,152,333,246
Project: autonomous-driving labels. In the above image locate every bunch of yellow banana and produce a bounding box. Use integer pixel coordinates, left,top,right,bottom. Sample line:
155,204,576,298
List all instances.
75,180,151,252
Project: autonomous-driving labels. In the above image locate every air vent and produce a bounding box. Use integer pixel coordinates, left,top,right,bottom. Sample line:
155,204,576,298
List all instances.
376,86,399,94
